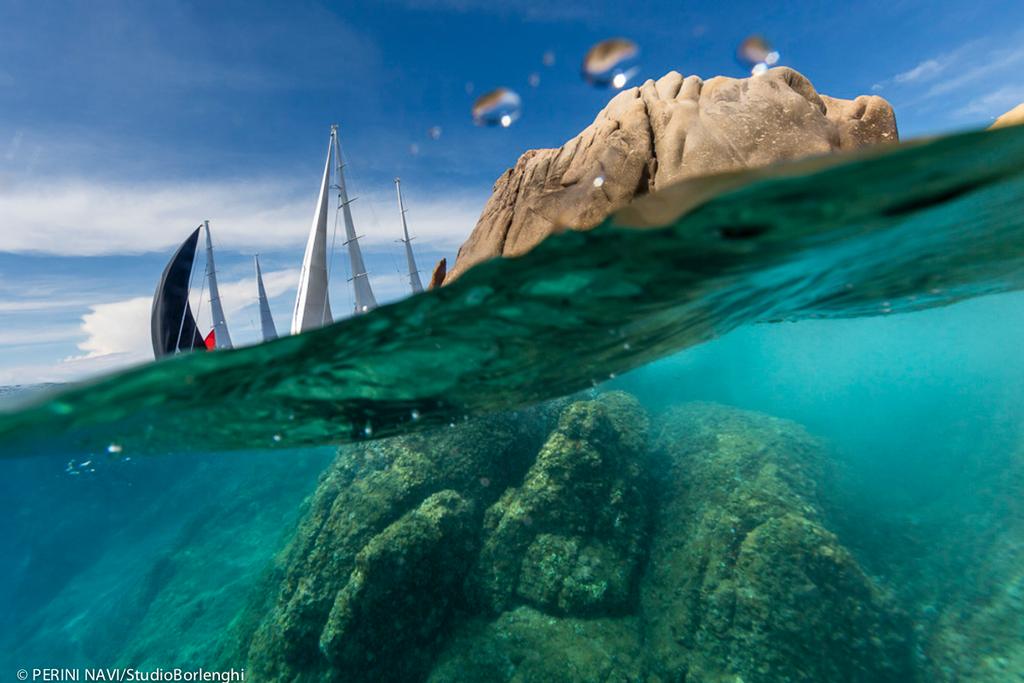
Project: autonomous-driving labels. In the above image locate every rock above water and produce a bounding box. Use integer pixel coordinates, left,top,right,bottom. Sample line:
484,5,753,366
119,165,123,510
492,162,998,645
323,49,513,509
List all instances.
446,67,897,282
991,102,1024,129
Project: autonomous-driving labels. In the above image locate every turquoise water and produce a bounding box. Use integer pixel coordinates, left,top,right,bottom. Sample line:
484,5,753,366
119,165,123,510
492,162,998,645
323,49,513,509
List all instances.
3,126,1024,456
3,126,1024,681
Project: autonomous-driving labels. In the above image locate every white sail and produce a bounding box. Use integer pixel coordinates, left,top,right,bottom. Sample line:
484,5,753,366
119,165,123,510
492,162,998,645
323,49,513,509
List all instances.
334,130,377,313
291,133,334,334
394,178,423,294
254,255,278,342
204,221,232,349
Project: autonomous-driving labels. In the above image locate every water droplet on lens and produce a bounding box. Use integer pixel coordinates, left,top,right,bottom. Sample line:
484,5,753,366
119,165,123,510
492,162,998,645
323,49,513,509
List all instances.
472,88,522,127
409,143,420,155
464,81,475,95
528,72,540,88
542,50,556,67
737,35,781,75
593,175,605,188
479,477,491,487
107,443,123,454
582,38,640,89
428,126,442,140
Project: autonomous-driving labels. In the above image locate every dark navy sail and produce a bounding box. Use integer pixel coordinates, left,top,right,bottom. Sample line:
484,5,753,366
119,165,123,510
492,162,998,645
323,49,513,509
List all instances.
151,227,206,359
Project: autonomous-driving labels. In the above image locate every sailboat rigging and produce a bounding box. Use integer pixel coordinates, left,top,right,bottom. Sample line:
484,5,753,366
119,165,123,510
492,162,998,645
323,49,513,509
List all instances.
204,220,232,350
395,177,424,294
292,124,378,334
254,255,278,342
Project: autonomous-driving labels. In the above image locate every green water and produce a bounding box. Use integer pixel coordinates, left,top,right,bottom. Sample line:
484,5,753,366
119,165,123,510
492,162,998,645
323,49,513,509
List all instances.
2,125,1024,457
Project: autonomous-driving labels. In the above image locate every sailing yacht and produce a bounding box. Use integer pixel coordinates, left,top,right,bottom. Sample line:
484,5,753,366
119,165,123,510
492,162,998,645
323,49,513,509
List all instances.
151,221,232,358
292,124,377,334
152,125,426,359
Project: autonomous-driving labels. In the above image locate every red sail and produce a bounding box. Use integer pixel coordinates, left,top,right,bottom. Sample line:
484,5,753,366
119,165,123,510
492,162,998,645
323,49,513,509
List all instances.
204,330,216,350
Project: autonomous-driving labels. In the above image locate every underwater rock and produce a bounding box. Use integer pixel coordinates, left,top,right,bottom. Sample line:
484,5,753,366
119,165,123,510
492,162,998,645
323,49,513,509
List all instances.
243,408,557,682
640,402,912,682
445,67,897,282
426,606,644,683
468,391,651,616
319,490,476,682
991,102,1024,129
915,440,1024,681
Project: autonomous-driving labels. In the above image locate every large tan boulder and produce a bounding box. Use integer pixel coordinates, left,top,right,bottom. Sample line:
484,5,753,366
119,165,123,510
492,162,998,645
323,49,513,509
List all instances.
445,67,897,283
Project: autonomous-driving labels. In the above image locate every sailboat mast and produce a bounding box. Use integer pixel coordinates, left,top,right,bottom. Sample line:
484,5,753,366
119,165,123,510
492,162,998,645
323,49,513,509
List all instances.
204,220,232,349
394,178,423,294
333,126,377,313
291,131,334,334
254,255,278,342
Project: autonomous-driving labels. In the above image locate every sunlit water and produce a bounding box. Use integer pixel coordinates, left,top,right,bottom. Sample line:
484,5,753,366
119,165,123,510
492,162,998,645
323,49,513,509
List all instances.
3,126,1024,681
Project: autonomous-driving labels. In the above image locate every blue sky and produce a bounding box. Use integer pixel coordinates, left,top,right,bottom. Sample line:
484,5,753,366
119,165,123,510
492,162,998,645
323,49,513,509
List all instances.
1,0,1022,383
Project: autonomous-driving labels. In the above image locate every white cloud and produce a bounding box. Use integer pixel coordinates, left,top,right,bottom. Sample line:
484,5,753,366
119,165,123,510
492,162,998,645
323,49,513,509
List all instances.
73,296,152,358
954,84,1024,119
893,59,944,84
0,178,483,256
924,44,1024,99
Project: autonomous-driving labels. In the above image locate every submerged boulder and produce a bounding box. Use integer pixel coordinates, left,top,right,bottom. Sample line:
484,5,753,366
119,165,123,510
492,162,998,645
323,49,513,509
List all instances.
319,490,476,682
427,606,644,683
467,391,651,616
640,402,912,682
445,67,897,282
243,407,557,682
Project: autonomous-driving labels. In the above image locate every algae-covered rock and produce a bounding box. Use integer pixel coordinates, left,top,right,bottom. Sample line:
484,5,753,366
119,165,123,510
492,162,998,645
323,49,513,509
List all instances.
244,407,557,682
319,490,476,682
468,391,651,616
426,606,644,683
641,402,912,683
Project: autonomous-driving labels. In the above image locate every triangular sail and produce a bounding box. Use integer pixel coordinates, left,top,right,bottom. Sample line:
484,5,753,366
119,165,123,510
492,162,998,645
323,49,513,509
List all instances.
394,177,423,294
334,128,377,313
255,255,278,342
204,221,232,349
151,227,207,359
291,133,334,334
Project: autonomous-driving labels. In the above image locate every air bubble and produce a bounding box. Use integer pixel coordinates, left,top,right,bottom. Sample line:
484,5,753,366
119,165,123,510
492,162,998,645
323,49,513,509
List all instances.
428,126,442,140
410,409,421,421
107,443,123,454
593,176,605,188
